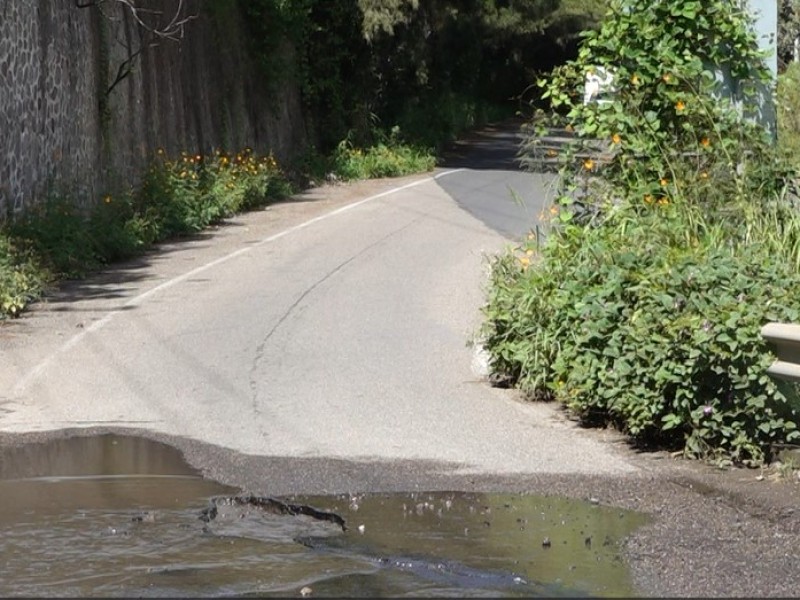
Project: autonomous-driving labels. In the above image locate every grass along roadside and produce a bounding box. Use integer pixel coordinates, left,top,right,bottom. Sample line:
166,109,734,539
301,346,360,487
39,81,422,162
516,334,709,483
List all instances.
0,137,436,320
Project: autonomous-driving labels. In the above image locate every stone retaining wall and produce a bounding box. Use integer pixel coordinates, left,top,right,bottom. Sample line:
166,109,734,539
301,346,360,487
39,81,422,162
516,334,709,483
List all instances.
0,0,307,217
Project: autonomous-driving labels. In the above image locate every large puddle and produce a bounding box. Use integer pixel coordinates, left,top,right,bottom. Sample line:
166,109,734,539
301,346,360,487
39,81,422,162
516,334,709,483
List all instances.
0,434,648,597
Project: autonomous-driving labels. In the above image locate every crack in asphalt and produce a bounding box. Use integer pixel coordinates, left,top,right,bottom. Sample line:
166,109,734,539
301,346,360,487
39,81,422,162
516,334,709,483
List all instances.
247,217,423,439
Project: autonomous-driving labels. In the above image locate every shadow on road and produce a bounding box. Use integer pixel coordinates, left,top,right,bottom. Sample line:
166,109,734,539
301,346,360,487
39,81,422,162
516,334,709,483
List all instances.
435,118,554,241
437,118,529,172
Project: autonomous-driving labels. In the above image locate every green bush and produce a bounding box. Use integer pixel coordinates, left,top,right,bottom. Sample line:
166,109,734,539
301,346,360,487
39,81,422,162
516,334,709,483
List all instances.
331,128,436,180
0,234,48,317
10,194,101,277
136,149,289,238
484,211,800,465
482,0,800,466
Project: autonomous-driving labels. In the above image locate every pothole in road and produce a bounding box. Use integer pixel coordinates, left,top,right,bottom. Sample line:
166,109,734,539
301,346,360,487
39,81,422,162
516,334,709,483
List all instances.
0,433,648,597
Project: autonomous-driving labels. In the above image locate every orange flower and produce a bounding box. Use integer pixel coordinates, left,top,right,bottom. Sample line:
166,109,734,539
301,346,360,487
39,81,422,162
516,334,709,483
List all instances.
675,100,686,111
612,133,622,144
701,137,711,147
583,158,595,171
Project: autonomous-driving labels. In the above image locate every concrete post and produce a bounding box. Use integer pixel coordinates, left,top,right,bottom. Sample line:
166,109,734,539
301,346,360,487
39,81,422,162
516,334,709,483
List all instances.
748,0,778,139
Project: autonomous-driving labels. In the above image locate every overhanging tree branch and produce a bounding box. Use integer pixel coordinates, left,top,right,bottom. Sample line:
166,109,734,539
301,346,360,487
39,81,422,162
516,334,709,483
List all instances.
75,0,197,103
75,0,196,41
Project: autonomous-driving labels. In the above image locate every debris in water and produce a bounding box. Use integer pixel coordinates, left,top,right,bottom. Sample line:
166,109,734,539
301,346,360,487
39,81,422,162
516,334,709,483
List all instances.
542,537,551,548
199,495,347,531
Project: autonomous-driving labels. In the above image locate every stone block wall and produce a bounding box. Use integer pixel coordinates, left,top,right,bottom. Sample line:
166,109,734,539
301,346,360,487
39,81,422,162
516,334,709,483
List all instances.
0,0,307,218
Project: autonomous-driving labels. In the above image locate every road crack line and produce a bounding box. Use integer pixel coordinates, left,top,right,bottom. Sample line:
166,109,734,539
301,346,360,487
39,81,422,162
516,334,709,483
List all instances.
248,218,422,437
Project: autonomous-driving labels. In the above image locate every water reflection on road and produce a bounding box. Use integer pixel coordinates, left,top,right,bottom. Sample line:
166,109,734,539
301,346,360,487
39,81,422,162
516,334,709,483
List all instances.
0,434,647,597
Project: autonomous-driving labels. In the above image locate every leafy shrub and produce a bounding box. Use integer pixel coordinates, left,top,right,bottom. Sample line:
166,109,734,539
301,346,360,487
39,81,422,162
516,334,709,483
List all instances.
528,0,782,215
331,127,436,180
0,234,48,318
484,211,800,465
89,194,156,263
136,149,289,237
482,0,800,465
10,194,101,277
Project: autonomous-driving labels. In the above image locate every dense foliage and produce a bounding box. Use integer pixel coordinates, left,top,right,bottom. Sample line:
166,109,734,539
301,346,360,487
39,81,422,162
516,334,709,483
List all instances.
483,0,800,466
235,0,605,150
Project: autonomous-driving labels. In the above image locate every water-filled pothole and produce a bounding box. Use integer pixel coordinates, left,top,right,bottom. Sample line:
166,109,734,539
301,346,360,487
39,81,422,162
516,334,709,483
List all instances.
0,434,647,597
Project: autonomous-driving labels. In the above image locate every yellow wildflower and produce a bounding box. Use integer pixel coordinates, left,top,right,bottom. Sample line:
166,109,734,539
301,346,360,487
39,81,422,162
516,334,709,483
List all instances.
612,133,622,144
662,73,672,83
631,74,640,85
103,195,112,204
700,171,709,180
660,177,669,187
701,137,711,148
644,194,654,204
675,100,686,111
519,256,531,267
583,158,595,171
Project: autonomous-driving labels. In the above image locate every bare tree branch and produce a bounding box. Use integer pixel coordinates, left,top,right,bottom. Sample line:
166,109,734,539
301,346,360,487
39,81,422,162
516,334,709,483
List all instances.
75,0,197,101
75,0,196,42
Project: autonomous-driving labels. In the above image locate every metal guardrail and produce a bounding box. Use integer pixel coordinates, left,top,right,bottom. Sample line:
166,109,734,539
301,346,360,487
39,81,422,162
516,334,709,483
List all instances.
761,322,800,383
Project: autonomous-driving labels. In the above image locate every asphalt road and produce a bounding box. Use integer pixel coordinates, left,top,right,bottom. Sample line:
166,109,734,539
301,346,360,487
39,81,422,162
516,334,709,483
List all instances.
4,121,800,597
0,120,632,476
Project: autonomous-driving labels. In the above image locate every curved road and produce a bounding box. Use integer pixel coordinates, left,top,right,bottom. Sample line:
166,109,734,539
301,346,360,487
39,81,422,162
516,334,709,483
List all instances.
0,122,634,476
5,122,800,598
